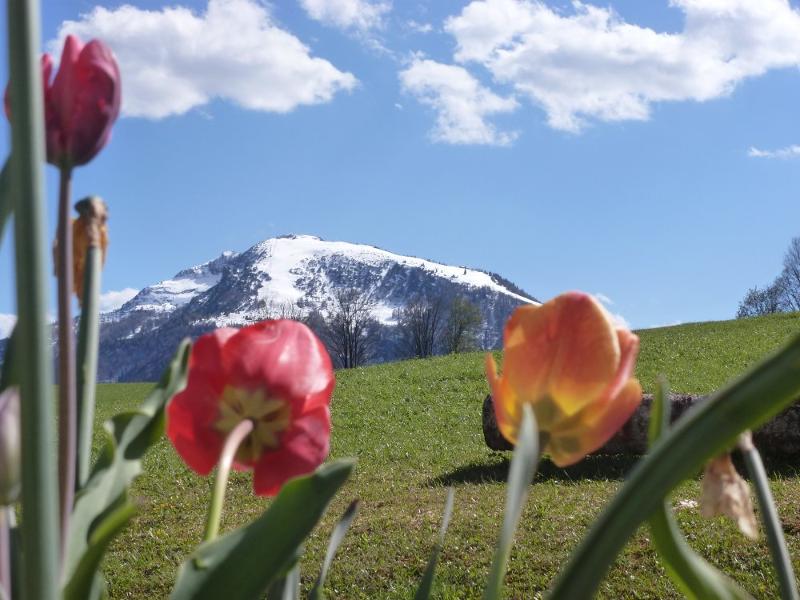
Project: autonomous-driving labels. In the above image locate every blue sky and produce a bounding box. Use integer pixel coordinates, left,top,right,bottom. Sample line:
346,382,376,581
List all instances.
1,0,800,333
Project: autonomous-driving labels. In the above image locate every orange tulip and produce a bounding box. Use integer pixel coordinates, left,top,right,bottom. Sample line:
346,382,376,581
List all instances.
486,291,642,466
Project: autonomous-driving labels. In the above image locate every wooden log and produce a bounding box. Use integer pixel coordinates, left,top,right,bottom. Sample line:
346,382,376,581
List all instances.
482,394,800,457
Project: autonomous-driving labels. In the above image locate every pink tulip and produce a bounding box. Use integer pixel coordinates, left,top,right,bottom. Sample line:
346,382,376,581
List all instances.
5,35,121,168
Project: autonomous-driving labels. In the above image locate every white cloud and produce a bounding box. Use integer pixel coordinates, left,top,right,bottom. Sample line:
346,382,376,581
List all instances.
407,20,433,34
399,58,518,145
444,0,800,132
0,314,16,339
300,0,391,32
593,293,630,329
748,145,800,159
594,292,614,306
99,288,139,313
53,0,357,119
646,319,684,329
609,312,630,330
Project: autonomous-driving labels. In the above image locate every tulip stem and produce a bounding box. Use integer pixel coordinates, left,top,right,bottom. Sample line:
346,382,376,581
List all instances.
0,507,10,600
56,165,76,564
76,229,103,489
203,419,254,543
7,0,60,596
739,433,799,600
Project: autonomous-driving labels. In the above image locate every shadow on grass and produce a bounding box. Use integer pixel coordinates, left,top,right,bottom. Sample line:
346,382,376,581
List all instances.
430,452,800,488
428,453,644,487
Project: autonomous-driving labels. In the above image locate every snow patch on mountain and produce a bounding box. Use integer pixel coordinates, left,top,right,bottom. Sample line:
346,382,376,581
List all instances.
115,251,238,316
246,234,532,324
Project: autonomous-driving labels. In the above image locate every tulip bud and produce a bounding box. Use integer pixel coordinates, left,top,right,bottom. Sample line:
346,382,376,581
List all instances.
700,452,758,539
4,35,121,169
0,387,21,506
72,197,108,305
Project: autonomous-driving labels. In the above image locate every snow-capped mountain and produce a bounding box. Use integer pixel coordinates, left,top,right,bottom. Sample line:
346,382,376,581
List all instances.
93,234,537,381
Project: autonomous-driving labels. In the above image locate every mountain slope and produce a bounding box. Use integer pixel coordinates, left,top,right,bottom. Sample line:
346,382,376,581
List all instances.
97,235,537,381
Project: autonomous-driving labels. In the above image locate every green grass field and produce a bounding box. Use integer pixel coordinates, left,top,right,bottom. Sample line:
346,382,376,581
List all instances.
98,312,800,598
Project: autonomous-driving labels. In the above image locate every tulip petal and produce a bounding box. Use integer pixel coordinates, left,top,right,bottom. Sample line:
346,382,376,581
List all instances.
50,35,83,129
486,353,521,444
252,405,331,496
166,329,238,475
67,40,121,166
611,328,639,395
190,327,238,387
503,293,620,418
547,378,642,467
224,320,334,413
167,387,224,476
546,293,621,416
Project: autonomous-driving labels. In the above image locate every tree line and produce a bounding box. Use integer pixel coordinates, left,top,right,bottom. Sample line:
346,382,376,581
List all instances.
249,290,484,369
737,237,800,318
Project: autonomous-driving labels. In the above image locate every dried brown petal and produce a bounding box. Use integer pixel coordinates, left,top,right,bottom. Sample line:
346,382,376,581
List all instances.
72,197,108,304
701,453,758,539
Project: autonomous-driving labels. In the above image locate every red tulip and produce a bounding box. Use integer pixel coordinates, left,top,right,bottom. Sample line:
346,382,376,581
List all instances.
166,320,335,496
5,35,121,168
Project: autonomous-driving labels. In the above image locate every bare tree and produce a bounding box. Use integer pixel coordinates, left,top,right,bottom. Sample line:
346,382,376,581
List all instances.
395,296,443,358
443,296,483,353
320,288,377,368
737,282,784,318
247,299,306,322
780,237,800,311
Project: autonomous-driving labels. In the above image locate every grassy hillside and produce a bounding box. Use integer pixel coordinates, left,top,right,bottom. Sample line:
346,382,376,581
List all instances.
98,312,800,598
636,311,800,394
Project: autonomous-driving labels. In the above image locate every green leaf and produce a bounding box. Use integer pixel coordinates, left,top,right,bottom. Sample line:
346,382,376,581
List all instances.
63,500,137,600
309,499,360,600
648,378,752,600
171,459,355,600
483,405,539,600
647,376,669,446
414,487,455,600
549,332,800,599
63,340,191,599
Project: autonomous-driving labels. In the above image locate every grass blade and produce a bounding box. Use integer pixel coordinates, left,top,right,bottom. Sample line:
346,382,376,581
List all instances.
309,499,360,600
483,405,539,600
414,487,455,600
648,378,751,600
549,332,800,599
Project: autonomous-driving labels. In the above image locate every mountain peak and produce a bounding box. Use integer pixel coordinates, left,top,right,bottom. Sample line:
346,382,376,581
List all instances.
96,235,537,381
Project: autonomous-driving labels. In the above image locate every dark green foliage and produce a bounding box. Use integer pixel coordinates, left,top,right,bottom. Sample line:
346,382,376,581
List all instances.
170,460,353,600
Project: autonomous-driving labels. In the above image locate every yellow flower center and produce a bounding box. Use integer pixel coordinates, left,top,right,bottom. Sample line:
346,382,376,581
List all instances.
215,386,291,463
